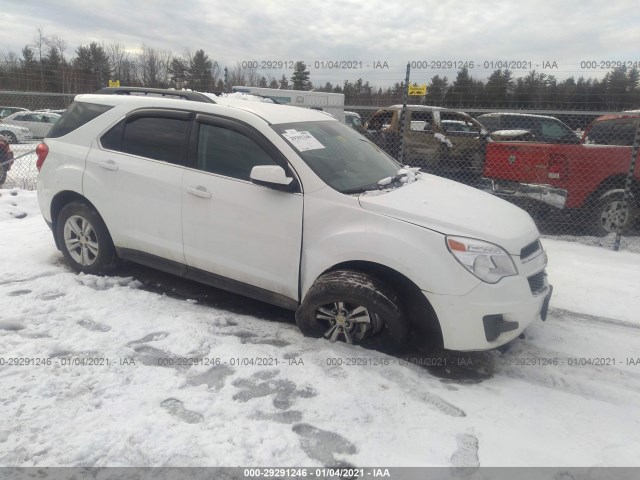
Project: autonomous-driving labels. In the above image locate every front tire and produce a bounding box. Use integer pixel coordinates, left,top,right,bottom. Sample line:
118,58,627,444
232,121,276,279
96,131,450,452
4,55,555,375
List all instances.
296,270,409,353
56,201,117,274
586,190,638,236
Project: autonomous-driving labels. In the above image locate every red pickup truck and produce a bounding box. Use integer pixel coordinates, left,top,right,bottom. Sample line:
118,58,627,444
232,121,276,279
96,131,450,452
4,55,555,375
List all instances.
480,114,640,236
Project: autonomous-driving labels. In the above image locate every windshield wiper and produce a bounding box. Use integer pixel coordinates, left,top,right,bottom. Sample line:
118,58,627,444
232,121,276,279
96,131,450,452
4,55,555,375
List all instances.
341,167,422,195
378,167,421,187
341,182,382,194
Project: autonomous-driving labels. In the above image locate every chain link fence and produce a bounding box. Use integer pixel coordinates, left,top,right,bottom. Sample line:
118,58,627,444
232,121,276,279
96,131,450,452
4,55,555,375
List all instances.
0,91,75,190
1,85,639,252
355,65,640,252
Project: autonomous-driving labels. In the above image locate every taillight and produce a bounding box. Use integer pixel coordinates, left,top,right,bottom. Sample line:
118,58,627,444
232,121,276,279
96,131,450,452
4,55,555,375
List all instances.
548,154,568,181
36,142,48,171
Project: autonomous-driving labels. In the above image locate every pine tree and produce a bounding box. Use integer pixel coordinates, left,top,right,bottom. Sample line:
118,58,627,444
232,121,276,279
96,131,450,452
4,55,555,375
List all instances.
73,42,110,91
291,61,311,90
187,49,213,91
426,75,449,105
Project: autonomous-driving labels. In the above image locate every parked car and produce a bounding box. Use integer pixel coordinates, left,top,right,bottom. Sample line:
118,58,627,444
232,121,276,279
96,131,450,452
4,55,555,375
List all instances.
36,108,68,115
477,113,581,144
0,106,28,119
0,122,32,144
36,89,551,352
0,136,14,186
365,105,490,184
480,114,640,235
3,111,61,138
344,111,363,129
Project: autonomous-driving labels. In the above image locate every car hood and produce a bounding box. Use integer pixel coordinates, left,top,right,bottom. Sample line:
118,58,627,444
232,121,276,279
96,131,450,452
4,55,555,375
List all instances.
358,174,539,255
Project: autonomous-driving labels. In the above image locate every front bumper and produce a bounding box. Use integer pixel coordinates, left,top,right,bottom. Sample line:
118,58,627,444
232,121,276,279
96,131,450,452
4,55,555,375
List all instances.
425,272,552,351
479,177,567,209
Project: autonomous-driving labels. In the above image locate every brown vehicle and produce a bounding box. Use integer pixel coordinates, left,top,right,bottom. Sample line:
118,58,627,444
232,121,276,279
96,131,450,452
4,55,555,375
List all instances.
365,105,490,184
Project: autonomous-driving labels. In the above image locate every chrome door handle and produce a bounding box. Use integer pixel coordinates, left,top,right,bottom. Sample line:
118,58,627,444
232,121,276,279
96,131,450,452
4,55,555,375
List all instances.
185,186,212,199
98,160,119,171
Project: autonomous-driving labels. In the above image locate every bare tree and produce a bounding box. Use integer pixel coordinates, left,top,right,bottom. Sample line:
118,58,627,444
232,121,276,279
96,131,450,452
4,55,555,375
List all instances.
46,34,67,61
32,27,48,62
136,43,172,87
0,50,20,66
228,62,259,87
46,34,68,92
104,42,129,82
31,27,48,90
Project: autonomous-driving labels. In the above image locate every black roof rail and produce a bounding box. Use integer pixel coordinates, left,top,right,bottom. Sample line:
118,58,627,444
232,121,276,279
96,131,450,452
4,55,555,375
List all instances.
95,87,216,103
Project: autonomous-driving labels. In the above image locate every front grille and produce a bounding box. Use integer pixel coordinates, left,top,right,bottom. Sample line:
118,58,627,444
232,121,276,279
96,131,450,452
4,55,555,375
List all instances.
521,240,542,262
528,270,547,295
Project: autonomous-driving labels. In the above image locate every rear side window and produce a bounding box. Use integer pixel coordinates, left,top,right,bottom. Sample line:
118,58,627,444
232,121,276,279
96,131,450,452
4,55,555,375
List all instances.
409,111,433,132
540,121,569,139
47,102,113,138
102,116,190,165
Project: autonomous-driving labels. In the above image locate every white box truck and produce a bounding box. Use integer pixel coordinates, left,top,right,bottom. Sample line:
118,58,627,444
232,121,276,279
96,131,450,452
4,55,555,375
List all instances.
232,86,345,123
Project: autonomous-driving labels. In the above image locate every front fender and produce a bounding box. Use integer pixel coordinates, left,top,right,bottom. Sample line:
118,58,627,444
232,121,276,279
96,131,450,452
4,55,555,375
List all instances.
300,190,481,299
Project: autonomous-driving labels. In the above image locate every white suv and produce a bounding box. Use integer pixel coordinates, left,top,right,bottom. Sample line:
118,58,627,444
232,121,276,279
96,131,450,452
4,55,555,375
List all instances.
36,90,552,352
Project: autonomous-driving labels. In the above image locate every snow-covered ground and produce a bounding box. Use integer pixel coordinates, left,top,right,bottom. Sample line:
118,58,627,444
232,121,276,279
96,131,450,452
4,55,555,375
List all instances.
1,189,640,467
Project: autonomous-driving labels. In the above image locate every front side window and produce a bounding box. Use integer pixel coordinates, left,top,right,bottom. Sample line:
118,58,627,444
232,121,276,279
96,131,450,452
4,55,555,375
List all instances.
101,116,190,165
590,118,640,146
477,116,499,131
586,121,617,145
197,123,277,180
612,123,638,146
502,116,535,131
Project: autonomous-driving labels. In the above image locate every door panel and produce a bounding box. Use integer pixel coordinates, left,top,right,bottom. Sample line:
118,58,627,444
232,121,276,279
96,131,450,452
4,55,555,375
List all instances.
85,146,186,263
83,113,191,263
182,120,303,300
182,172,303,300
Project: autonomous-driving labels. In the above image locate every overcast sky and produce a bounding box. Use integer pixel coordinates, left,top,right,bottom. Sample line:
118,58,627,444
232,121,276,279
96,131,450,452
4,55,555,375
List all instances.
2,0,638,87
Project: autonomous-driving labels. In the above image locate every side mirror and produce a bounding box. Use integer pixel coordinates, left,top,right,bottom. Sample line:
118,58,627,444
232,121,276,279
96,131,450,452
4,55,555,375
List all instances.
250,165,296,192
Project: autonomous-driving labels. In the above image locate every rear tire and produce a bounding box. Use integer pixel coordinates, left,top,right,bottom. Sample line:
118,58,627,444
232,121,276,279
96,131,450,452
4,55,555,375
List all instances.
585,190,637,236
56,201,117,274
0,131,17,144
296,270,409,353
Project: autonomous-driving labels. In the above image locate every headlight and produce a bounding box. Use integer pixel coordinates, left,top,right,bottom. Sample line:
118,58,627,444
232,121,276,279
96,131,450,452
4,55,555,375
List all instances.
446,236,517,284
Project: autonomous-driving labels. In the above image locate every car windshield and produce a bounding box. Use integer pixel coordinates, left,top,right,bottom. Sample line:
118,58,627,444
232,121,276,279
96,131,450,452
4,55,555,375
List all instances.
272,120,400,194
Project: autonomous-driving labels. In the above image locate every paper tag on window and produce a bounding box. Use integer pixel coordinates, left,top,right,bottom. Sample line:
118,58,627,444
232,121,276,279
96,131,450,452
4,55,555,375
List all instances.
282,130,325,151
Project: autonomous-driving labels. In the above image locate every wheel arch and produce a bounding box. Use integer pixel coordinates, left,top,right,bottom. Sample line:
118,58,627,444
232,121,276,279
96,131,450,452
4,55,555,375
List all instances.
322,260,443,346
588,174,640,204
50,191,111,250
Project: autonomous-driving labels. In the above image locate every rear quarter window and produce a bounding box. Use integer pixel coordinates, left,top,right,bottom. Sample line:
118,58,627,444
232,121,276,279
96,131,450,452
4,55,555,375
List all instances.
47,102,113,138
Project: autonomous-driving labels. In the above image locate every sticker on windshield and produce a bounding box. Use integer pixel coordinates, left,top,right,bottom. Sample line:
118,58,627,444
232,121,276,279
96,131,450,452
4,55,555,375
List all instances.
282,130,325,151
